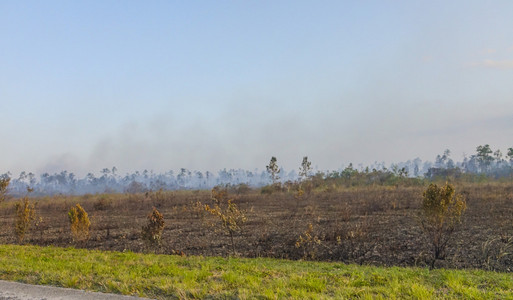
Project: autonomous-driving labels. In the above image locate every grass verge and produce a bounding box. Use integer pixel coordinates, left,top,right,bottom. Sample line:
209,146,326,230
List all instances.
0,244,511,299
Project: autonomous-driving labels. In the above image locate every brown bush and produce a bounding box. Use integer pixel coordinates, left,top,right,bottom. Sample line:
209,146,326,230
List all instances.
93,195,112,211
141,207,165,250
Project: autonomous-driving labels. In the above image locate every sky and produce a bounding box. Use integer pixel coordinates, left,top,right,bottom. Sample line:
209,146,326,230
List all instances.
1,1,513,177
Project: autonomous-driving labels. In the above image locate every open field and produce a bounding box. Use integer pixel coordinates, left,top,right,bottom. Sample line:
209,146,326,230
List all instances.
0,182,512,271
0,244,512,299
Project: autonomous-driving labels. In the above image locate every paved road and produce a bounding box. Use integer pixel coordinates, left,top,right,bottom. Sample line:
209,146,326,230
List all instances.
0,280,153,300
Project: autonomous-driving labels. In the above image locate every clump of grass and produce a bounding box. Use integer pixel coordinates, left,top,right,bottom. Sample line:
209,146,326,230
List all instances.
481,235,513,271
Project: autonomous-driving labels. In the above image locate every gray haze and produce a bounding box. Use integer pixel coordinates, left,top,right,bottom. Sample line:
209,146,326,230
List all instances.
1,2,512,176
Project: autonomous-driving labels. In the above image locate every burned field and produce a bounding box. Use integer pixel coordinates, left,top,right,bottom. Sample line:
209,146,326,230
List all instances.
0,183,512,271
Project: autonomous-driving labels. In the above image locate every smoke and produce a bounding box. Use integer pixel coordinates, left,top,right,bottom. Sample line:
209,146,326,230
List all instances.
4,143,513,196
38,153,82,175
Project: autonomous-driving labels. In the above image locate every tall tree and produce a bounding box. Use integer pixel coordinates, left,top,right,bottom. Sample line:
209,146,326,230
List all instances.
476,144,494,172
299,156,312,181
0,175,10,202
494,149,503,163
266,156,280,184
507,147,513,162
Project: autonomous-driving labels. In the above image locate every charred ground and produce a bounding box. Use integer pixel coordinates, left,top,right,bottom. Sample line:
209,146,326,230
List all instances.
1,180,512,272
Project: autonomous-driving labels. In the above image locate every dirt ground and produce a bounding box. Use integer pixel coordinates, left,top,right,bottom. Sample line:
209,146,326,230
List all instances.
1,183,512,271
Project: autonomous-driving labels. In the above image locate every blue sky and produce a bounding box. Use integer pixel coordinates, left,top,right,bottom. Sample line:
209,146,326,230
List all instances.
1,1,513,176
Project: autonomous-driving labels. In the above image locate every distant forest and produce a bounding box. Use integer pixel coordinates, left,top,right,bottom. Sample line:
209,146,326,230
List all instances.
2,144,512,196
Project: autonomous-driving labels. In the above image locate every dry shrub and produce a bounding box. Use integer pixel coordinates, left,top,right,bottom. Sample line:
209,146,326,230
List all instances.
295,223,322,259
260,184,282,195
147,189,167,208
68,204,91,242
33,215,46,240
419,183,466,267
141,207,165,249
205,187,247,255
345,218,370,241
360,198,386,215
93,195,112,211
324,210,373,261
339,202,351,223
295,215,371,261
81,193,94,201
126,181,147,194
302,180,314,195
190,200,206,219
228,183,252,195
14,197,36,243
303,204,320,219
294,185,305,209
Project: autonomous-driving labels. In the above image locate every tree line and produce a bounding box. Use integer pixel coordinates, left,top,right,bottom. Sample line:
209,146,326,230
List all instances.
1,144,512,196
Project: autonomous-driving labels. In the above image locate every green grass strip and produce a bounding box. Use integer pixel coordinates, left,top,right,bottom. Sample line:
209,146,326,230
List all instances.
0,244,511,299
